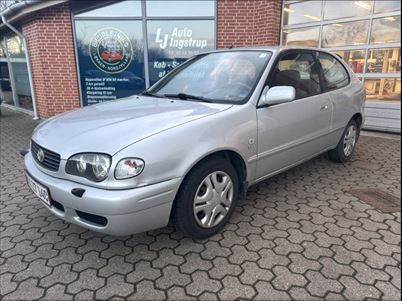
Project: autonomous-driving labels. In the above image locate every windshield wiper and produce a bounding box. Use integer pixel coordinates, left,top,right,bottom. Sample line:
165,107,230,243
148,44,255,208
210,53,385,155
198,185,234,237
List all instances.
163,93,213,103
140,91,165,98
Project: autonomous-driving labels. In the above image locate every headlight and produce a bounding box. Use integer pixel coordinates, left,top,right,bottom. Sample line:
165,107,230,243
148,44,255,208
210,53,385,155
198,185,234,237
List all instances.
115,158,145,180
66,153,111,182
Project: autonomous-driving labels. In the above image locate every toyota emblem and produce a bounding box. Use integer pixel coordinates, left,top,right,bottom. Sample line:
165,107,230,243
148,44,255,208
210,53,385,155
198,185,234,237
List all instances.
36,148,45,162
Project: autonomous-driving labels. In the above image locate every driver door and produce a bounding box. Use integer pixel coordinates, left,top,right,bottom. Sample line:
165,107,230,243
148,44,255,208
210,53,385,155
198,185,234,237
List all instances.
255,50,333,181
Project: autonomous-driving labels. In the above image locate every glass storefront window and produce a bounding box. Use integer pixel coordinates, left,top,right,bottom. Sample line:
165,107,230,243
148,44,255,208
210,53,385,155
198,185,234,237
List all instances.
366,48,401,74
10,62,33,110
322,20,369,47
0,62,13,106
75,20,145,106
1,35,33,111
282,26,319,47
6,36,25,58
333,50,366,74
147,20,215,85
0,38,7,58
282,0,401,111
75,0,141,17
324,1,372,20
73,0,217,106
0,40,6,60
146,0,215,17
374,0,401,14
283,1,322,26
370,16,401,44
365,77,401,101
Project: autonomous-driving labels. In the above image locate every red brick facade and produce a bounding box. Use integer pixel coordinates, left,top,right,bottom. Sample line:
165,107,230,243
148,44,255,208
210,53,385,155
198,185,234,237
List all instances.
22,2,80,118
17,0,282,118
217,0,282,48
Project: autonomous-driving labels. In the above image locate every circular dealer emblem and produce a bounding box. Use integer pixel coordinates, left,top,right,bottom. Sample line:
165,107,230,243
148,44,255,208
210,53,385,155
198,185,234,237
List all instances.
89,27,133,74
37,148,45,162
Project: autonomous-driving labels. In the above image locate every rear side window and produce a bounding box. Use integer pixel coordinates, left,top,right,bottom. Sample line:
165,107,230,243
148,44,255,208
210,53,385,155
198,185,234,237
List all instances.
270,52,322,100
318,52,350,91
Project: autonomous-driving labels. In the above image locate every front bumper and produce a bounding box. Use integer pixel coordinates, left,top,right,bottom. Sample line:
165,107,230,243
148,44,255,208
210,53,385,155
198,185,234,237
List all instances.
24,152,182,235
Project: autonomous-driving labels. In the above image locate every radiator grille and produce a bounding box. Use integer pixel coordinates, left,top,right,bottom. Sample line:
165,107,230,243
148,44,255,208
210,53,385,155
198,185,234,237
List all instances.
31,140,61,171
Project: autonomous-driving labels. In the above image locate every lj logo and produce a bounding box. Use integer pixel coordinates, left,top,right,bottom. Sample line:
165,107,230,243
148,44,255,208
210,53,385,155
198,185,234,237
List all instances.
155,28,168,49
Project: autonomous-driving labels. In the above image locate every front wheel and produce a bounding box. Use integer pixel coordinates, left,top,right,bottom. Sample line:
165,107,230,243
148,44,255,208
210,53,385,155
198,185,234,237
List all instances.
173,157,239,239
328,119,359,163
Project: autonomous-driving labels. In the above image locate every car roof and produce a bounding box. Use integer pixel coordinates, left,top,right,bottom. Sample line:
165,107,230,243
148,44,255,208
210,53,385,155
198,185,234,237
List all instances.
203,46,333,56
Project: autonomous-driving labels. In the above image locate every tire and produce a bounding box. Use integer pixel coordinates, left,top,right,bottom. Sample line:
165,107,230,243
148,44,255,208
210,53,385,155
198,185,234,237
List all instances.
173,157,239,239
328,119,359,163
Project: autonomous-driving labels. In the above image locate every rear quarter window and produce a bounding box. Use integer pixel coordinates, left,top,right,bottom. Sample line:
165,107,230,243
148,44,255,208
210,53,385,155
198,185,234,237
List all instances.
318,52,350,91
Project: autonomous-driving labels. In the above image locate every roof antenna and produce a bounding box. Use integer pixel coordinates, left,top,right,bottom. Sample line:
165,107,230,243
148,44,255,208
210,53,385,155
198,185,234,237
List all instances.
228,43,234,49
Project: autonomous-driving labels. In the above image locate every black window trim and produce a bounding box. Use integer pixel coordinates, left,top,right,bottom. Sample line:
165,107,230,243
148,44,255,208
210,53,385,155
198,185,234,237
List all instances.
315,50,351,93
257,49,325,108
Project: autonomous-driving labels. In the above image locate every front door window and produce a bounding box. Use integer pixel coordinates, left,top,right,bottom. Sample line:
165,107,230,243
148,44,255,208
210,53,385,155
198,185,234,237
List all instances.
269,52,322,99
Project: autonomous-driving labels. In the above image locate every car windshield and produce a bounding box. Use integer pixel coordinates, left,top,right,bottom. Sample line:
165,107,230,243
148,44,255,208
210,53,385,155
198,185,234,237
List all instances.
146,51,272,104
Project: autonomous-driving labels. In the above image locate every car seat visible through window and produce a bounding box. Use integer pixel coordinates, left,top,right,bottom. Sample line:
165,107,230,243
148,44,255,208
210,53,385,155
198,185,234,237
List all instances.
271,69,310,99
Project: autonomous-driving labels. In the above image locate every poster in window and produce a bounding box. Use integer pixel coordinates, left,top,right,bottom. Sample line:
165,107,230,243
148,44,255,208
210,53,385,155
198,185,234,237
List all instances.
147,20,215,85
75,20,145,106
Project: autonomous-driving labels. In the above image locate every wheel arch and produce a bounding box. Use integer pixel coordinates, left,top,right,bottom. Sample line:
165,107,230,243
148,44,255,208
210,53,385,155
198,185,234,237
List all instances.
351,112,363,129
170,149,248,222
185,149,248,192
170,149,248,217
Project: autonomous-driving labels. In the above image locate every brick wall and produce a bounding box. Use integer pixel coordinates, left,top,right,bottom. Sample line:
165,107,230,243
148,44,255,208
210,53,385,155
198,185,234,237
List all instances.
22,2,80,118
217,0,282,48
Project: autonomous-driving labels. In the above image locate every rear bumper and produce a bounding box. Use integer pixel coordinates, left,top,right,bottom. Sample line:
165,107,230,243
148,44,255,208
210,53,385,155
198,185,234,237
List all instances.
24,152,182,235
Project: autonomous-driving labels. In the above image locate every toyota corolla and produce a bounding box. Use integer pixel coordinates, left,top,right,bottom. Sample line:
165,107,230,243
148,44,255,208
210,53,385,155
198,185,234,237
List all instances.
24,47,365,239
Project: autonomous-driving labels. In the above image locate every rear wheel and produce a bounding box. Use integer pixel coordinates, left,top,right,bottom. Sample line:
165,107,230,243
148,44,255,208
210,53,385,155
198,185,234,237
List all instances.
328,119,359,163
173,157,239,239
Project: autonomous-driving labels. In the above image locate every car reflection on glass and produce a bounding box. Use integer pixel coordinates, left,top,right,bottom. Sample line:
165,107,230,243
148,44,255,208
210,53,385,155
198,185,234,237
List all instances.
101,50,123,63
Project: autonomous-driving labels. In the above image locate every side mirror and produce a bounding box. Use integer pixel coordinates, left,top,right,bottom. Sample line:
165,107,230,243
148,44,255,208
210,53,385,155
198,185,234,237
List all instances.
259,86,296,106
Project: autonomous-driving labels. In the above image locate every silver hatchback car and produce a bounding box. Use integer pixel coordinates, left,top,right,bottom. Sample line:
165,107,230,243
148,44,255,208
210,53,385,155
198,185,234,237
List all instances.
24,47,365,239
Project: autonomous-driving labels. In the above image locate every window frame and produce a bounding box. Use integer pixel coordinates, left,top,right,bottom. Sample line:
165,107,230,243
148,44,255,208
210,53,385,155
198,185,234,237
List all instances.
73,1,142,18
332,49,366,74
374,0,401,14
323,0,374,21
370,15,401,45
364,77,401,102
283,0,323,26
282,26,320,48
316,50,352,92
365,47,401,74
258,49,326,108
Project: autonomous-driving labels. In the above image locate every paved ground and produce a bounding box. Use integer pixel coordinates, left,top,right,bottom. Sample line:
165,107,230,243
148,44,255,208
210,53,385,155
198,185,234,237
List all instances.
0,108,401,300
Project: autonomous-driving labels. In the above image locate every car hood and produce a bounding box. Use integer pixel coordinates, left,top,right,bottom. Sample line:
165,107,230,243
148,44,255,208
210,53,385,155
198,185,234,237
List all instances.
32,96,232,158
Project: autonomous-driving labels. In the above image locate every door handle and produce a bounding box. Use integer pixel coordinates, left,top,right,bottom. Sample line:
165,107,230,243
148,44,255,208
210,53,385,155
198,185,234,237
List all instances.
320,105,329,111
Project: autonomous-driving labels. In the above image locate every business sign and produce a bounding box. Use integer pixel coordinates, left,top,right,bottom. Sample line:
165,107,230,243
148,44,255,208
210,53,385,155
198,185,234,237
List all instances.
147,20,215,85
89,28,133,74
75,20,145,106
